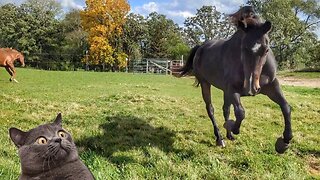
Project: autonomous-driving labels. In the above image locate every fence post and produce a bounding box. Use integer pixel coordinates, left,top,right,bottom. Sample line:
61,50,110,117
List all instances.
146,59,149,73
181,55,184,66
165,60,168,75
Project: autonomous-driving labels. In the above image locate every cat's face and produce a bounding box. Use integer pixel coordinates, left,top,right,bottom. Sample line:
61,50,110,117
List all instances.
9,113,79,175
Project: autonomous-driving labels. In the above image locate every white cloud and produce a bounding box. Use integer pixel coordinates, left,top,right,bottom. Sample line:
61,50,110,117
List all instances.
0,0,84,11
167,11,194,19
134,2,159,15
58,0,83,10
0,0,25,5
132,0,247,25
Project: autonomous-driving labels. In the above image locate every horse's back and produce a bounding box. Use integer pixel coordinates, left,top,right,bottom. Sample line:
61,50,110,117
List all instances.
0,48,9,66
0,48,17,66
193,39,228,89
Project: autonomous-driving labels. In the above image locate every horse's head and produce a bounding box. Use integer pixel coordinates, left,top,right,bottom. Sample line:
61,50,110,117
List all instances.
239,21,271,95
229,6,261,28
18,53,25,67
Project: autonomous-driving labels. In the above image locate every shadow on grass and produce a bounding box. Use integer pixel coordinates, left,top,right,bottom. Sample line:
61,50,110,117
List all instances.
77,114,194,165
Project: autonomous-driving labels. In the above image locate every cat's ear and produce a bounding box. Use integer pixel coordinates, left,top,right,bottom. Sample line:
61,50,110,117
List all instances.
9,128,27,148
54,113,62,127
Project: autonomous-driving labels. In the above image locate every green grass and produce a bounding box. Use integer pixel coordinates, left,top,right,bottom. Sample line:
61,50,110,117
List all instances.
0,68,319,179
278,71,320,79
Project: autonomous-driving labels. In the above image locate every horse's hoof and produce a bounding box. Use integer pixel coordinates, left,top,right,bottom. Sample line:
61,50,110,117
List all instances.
227,134,235,141
232,127,240,135
224,120,235,131
275,137,289,154
216,139,226,147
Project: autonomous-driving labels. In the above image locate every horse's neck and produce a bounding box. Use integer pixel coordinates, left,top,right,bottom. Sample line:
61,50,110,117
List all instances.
227,30,244,45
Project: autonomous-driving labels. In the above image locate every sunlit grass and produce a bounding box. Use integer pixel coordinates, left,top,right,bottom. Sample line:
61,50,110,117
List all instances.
0,68,319,179
278,71,320,79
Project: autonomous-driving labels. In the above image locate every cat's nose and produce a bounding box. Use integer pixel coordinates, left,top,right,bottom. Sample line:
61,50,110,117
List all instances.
54,138,62,143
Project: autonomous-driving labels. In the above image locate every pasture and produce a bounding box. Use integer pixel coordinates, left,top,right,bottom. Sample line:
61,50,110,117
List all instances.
0,68,319,179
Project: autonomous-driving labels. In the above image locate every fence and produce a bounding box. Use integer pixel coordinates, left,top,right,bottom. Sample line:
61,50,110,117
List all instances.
21,53,185,74
24,53,84,71
128,59,184,75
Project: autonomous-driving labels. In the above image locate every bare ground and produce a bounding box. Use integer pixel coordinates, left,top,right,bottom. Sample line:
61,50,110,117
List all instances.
278,76,320,88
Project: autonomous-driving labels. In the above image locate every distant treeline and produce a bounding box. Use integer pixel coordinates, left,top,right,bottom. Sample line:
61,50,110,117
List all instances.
0,0,319,71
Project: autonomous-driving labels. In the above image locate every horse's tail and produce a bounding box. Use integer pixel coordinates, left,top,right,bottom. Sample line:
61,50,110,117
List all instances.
177,45,200,77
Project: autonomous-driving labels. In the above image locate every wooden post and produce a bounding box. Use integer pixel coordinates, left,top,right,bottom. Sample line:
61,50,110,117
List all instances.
165,60,169,75
146,59,149,73
170,60,173,75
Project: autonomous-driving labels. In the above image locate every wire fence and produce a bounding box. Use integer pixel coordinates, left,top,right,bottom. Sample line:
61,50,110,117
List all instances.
21,53,184,74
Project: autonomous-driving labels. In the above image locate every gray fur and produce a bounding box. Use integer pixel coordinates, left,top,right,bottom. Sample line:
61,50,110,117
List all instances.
9,113,94,180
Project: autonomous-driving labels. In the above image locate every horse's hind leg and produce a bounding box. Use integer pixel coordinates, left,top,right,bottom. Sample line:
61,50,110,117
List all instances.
222,94,235,140
5,66,13,81
200,81,225,147
261,79,292,153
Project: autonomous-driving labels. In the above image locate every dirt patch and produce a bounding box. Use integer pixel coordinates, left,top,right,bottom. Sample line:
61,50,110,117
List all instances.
307,155,320,176
278,76,320,88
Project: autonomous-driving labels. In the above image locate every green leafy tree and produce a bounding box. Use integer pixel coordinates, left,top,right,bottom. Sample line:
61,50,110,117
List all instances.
184,6,235,46
145,12,189,59
0,0,64,69
19,0,62,54
0,4,19,48
122,13,147,60
305,41,320,69
248,0,320,69
60,9,88,68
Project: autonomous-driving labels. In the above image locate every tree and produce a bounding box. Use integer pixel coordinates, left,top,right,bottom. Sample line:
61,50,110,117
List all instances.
145,12,189,59
60,9,88,68
81,0,130,71
183,6,235,46
0,4,19,48
248,0,320,69
122,13,147,60
305,41,320,69
0,0,64,70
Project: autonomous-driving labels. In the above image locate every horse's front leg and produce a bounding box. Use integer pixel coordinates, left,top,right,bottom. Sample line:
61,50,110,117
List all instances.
200,81,225,147
224,92,245,135
222,93,235,140
261,78,292,153
7,63,18,83
232,93,245,134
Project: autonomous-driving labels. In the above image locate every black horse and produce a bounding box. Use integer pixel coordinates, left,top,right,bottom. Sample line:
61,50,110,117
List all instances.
178,20,292,153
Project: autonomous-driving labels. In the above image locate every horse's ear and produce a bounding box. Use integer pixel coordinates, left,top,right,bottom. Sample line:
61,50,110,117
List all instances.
262,21,272,34
9,128,27,148
238,21,248,32
53,113,62,127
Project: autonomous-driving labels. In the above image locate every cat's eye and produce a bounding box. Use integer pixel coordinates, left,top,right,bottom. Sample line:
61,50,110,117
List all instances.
37,137,47,145
58,131,67,138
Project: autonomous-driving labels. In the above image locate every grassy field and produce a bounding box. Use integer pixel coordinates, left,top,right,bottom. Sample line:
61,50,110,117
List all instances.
278,71,320,79
0,68,319,179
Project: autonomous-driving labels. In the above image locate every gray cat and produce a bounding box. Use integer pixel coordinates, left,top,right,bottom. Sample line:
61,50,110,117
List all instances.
9,113,94,180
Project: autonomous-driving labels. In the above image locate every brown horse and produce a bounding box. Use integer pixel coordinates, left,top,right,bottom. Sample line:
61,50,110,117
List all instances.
0,48,25,83
178,6,292,153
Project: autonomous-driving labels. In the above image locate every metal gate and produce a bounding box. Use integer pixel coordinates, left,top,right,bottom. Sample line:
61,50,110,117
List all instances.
128,59,183,75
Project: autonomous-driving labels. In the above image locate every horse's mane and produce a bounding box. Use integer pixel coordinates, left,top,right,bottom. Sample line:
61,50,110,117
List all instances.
229,6,262,28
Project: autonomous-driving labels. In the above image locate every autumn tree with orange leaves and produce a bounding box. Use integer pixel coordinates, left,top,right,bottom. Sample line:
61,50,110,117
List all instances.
80,0,130,70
